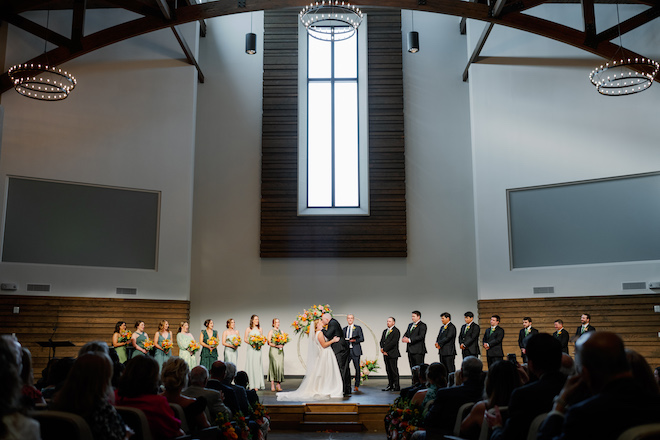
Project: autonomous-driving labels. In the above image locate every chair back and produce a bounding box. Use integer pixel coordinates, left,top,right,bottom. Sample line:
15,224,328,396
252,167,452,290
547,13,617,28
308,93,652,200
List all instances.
169,402,190,433
527,412,548,440
33,410,94,440
479,406,508,440
617,423,660,440
454,402,475,436
115,406,153,440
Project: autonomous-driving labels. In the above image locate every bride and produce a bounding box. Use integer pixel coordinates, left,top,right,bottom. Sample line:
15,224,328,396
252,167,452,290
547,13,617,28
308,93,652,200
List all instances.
277,320,344,401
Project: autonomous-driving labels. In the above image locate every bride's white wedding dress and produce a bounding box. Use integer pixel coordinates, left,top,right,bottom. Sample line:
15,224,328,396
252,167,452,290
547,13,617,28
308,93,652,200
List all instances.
276,330,343,401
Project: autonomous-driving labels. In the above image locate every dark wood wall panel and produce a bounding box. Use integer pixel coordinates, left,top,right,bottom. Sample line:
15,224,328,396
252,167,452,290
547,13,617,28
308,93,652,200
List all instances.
478,294,660,367
0,295,190,380
260,10,407,258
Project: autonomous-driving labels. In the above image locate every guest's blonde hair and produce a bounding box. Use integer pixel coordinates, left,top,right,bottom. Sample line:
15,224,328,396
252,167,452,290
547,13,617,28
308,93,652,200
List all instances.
161,357,189,392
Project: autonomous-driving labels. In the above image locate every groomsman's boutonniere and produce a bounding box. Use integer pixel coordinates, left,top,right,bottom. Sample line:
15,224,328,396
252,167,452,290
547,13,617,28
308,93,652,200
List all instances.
557,330,562,335
443,324,447,330
351,325,355,330
411,324,417,330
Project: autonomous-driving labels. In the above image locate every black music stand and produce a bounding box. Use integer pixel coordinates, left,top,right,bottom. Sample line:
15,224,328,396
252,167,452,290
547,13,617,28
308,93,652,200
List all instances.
37,341,75,360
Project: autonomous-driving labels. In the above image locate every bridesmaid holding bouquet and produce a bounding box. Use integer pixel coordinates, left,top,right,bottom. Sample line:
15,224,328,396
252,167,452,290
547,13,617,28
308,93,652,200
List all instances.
222,318,241,365
154,320,173,370
267,318,285,391
112,321,131,363
177,321,199,371
244,315,266,390
131,321,150,358
200,319,219,370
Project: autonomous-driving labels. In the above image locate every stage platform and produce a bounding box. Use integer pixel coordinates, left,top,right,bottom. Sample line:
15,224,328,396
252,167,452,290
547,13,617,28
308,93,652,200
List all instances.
257,377,399,433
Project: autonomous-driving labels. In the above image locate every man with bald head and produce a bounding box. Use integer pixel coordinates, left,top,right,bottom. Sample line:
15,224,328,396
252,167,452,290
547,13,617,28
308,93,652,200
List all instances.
322,313,351,396
537,331,660,440
183,365,231,422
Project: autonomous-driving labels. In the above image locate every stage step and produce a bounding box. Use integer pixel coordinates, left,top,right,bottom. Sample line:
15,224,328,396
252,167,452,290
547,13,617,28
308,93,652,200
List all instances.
304,411,360,423
299,403,365,432
299,421,365,432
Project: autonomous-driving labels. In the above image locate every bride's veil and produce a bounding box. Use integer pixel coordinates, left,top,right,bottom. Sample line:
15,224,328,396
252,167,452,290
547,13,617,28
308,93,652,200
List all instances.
304,320,320,376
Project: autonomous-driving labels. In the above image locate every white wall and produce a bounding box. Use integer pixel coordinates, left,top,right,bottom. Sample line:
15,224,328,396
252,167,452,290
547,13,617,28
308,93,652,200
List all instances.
0,11,198,300
467,4,660,300
189,11,478,376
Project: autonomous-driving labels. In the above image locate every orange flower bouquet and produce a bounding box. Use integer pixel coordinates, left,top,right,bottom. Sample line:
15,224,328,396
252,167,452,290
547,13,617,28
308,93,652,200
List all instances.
291,304,333,335
118,330,132,343
161,338,173,354
359,359,380,385
249,334,267,350
208,336,220,350
187,340,201,354
215,413,239,440
272,332,290,347
143,338,155,351
229,335,241,348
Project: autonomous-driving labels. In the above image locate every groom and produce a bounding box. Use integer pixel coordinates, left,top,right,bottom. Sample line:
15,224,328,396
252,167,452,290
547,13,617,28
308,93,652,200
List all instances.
322,313,352,396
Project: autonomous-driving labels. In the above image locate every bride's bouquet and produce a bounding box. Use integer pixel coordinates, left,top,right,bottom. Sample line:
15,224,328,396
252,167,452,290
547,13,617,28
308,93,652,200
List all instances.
291,304,333,335
249,334,267,350
359,359,380,385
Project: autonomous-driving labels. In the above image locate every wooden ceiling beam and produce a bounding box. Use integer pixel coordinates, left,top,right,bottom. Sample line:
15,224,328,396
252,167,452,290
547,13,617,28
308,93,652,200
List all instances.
0,10,72,49
171,26,204,83
183,0,206,37
98,0,162,17
595,5,660,44
71,0,86,50
154,0,172,20
581,0,596,47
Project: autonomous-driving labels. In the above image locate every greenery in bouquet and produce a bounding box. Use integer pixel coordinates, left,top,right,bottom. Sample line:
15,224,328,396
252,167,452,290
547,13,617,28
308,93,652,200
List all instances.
229,335,241,348
291,304,332,335
187,340,201,354
249,334,267,350
161,338,173,353
118,331,132,343
359,359,380,385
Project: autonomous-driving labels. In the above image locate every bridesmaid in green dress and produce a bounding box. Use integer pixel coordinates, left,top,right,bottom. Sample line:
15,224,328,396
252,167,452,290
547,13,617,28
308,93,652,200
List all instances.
222,318,240,365
112,321,130,363
199,319,219,370
267,318,284,392
244,315,265,390
177,321,199,371
154,320,172,370
131,321,149,358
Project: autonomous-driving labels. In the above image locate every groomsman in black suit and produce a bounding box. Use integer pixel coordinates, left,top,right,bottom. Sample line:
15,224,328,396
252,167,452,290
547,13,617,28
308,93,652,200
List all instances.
575,313,596,338
343,314,364,393
402,310,427,371
459,311,480,358
380,316,400,391
435,312,457,374
518,317,538,363
483,315,505,369
553,319,569,354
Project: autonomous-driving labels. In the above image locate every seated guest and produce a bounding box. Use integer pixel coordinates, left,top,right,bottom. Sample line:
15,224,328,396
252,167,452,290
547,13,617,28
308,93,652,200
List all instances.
406,363,429,401
411,363,447,414
20,348,46,408
559,353,576,378
115,356,185,439
538,332,660,440
0,335,41,440
488,333,566,440
160,357,210,432
234,371,259,407
400,365,422,399
460,360,521,440
207,361,241,416
182,365,231,423
78,340,110,356
423,356,485,440
77,340,124,388
655,366,660,388
626,349,659,395
223,362,251,416
52,352,128,440
40,357,75,400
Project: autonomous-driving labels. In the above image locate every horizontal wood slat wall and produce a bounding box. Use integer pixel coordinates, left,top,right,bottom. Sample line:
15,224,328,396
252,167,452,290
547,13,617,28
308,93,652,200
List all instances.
0,295,190,380
478,294,660,367
260,10,407,258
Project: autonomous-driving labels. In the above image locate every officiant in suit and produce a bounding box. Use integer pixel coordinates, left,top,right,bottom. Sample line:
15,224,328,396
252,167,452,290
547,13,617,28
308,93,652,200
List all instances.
435,312,457,374
322,313,352,396
343,314,364,392
459,311,480,358
402,310,427,371
380,316,400,391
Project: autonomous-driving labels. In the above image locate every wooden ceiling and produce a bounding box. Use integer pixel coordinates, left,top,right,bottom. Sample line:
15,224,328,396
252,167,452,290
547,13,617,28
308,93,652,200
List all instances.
1,0,659,94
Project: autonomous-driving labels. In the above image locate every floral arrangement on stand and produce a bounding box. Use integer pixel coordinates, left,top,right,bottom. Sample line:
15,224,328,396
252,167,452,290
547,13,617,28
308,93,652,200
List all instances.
118,330,132,343
251,402,271,440
208,336,220,350
271,332,290,348
161,339,173,354
215,412,241,440
384,397,423,440
142,338,155,352
291,304,332,335
359,359,380,385
249,334,268,351
187,340,201,355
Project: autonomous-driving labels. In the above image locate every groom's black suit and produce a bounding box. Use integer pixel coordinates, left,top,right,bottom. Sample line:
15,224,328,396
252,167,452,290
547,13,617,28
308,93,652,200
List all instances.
323,318,352,395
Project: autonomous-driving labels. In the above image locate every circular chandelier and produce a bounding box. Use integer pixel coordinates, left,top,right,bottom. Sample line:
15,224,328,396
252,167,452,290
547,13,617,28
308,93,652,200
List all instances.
299,1,363,41
589,57,659,96
8,63,77,101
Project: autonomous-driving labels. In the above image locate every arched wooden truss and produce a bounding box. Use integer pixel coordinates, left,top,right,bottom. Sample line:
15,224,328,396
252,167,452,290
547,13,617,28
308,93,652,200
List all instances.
1,0,659,93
